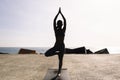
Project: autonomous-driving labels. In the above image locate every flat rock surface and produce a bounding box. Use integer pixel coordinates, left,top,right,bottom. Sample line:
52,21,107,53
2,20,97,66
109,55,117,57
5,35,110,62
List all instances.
44,68,70,80
0,54,120,80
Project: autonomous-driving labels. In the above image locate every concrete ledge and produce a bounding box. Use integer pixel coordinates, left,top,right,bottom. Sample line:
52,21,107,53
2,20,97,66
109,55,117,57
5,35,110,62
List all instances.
0,54,120,80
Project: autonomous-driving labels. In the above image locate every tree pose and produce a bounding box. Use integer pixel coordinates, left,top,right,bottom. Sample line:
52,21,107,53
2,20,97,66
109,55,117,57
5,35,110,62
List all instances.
45,7,66,79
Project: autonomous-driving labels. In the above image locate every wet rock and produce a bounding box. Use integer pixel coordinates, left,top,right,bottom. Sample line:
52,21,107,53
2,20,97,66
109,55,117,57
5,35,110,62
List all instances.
18,48,37,54
65,47,87,54
94,48,109,54
87,49,93,54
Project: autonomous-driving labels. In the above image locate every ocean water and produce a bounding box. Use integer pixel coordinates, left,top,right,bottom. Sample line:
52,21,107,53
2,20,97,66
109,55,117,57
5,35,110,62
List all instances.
0,47,49,54
0,47,120,54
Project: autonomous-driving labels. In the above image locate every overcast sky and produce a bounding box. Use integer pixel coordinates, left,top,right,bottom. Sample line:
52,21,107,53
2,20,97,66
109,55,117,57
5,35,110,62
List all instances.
0,0,120,53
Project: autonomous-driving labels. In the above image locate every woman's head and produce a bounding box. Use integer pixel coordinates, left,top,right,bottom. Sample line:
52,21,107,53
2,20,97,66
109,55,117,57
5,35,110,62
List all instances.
57,20,63,28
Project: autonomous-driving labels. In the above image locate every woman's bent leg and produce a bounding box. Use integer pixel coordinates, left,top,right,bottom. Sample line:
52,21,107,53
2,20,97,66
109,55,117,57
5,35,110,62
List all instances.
44,47,57,57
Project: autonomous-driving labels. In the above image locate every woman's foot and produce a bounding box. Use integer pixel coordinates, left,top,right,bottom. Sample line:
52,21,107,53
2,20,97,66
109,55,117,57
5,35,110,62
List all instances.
58,73,61,77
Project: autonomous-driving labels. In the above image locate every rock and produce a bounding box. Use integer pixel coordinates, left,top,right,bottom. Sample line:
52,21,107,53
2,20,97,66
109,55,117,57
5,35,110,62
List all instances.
0,52,9,54
18,48,37,54
65,47,87,54
86,49,93,54
94,48,109,54
65,48,73,53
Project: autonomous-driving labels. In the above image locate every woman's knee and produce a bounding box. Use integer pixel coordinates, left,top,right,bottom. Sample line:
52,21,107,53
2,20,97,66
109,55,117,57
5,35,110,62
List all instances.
44,50,55,57
44,51,51,57
44,53,48,57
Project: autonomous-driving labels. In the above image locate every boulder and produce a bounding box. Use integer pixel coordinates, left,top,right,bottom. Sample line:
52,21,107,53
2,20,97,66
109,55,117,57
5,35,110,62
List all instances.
94,48,109,54
18,48,37,54
0,52,9,54
86,49,93,54
65,47,87,54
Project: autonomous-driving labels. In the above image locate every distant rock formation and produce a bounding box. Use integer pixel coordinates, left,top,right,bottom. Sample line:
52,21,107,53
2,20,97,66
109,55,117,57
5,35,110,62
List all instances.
86,49,93,54
18,48,37,54
65,47,109,54
65,47,87,54
94,48,109,54
0,52,9,54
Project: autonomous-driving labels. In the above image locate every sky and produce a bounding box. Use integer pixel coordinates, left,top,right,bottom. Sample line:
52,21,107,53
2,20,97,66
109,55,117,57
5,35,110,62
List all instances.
0,0,120,53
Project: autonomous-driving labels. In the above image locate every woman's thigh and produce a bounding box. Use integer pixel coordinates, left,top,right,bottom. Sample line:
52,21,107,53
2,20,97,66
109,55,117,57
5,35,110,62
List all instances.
45,47,57,56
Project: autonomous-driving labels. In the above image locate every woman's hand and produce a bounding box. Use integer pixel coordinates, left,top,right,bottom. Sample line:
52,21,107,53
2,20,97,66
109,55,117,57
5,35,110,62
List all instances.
59,7,61,13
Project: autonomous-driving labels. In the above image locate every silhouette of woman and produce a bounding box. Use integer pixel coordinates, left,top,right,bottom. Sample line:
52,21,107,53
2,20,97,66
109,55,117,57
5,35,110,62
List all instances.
45,7,66,78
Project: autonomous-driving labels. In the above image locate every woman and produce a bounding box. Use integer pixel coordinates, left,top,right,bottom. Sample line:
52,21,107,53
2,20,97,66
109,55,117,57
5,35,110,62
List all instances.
45,7,66,78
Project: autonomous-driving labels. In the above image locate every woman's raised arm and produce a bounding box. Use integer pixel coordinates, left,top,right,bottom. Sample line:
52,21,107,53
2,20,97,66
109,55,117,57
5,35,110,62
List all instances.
53,10,60,31
59,8,66,32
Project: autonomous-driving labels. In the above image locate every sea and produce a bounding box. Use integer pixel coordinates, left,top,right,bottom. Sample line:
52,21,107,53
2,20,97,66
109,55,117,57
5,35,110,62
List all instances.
0,47,120,54
0,47,49,54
